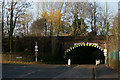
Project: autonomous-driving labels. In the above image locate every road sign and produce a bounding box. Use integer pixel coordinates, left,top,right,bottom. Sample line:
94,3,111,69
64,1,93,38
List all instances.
104,49,107,53
35,45,38,49
35,42,38,62
35,49,38,52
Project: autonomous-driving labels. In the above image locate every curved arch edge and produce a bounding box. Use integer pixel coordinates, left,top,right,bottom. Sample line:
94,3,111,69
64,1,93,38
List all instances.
66,44,104,53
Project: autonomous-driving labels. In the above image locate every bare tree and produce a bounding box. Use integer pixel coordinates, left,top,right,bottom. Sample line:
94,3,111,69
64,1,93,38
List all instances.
30,18,45,36
66,2,89,36
109,15,118,52
3,0,31,52
2,0,5,37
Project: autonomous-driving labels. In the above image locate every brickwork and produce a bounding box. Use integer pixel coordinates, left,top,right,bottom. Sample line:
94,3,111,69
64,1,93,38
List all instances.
2,36,106,63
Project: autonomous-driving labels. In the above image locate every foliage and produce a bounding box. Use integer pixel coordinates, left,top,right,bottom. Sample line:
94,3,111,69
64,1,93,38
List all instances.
30,18,46,36
2,0,32,38
30,9,67,36
2,1,116,37
109,15,118,52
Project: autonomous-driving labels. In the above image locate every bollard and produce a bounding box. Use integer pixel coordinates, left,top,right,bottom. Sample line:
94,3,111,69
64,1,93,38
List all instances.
68,59,71,66
96,60,100,65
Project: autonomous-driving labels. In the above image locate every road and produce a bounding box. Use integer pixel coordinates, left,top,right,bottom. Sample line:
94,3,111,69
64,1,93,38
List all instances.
2,64,120,80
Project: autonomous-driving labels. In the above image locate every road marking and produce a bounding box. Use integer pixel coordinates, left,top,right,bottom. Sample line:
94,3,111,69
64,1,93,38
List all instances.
19,70,41,77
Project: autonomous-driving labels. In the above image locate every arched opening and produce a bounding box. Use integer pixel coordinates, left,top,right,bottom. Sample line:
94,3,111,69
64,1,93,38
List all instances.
65,44,105,64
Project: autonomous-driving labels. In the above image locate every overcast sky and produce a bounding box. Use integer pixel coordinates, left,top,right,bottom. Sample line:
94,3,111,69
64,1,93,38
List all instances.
99,2,118,15
28,1,119,20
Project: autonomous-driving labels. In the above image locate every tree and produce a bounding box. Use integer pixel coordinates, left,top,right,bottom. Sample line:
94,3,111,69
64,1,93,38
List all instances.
72,18,87,36
109,15,118,52
67,2,89,36
51,10,63,36
8,1,31,37
21,13,33,36
31,2,115,37
41,11,49,36
48,9,66,36
30,9,67,36
2,0,5,37
30,18,45,36
97,7,114,36
86,2,103,35
3,0,31,52
34,2,68,36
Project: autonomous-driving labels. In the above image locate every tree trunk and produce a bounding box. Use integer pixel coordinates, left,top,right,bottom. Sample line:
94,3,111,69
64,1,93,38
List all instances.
44,19,47,36
50,22,53,36
10,1,14,53
2,0,5,38
81,18,84,34
27,22,28,35
94,2,97,35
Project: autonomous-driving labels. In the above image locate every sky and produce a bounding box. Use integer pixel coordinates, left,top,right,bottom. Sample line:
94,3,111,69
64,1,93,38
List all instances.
29,1,119,20
99,2,118,15
24,0,120,2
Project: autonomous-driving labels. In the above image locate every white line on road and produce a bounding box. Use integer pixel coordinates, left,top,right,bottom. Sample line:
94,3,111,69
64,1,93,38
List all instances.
19,70,41,78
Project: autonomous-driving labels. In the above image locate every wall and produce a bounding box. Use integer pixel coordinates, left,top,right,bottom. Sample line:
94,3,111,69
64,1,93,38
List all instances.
2,36,105,64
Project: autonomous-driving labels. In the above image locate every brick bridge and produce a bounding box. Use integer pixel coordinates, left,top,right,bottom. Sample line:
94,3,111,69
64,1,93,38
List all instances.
50,35,106,54
57,36,106,52
3,35,107,64
50,36,106,64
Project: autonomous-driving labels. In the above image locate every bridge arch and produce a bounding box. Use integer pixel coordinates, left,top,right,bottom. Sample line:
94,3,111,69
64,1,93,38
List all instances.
66,43,104,53
65,43,105,64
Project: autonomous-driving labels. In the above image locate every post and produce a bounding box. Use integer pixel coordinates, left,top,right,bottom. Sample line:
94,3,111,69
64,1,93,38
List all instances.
35,42,38,62
106,0,109,66
35,53,37,62
118,1,120,76
68,59,71,66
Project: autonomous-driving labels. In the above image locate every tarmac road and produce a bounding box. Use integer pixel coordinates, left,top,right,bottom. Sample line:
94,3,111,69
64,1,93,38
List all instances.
2,64,119,80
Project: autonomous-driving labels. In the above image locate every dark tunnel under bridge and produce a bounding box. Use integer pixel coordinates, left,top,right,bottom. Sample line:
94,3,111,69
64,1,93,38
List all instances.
65,44,105,64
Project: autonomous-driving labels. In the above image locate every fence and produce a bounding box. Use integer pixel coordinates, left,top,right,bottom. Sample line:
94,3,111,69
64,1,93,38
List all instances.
108,51,120,71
